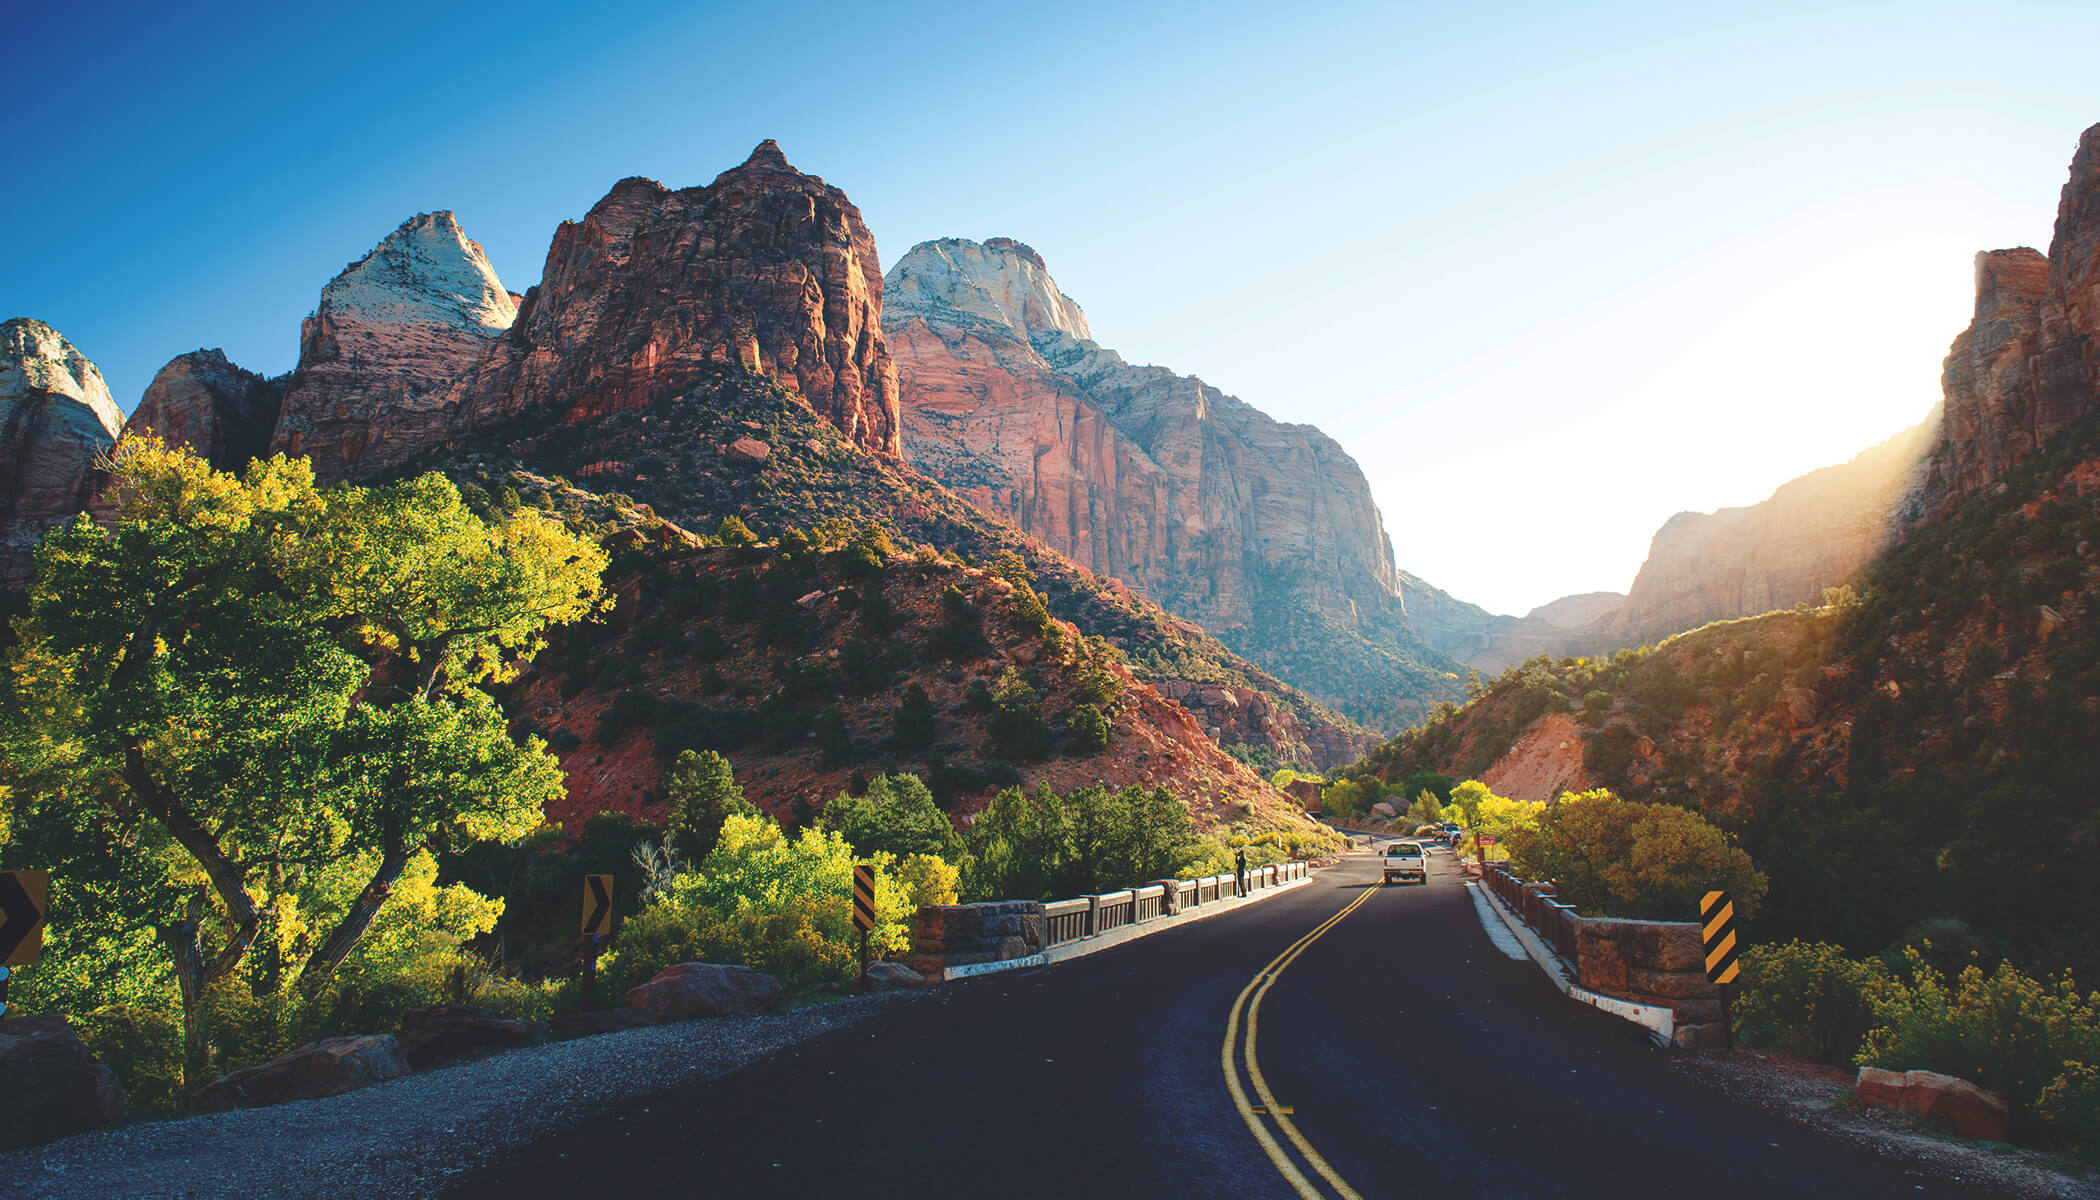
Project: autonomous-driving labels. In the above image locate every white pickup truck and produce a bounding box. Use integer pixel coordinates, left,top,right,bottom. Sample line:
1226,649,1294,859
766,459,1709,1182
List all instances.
1380,840,1428,885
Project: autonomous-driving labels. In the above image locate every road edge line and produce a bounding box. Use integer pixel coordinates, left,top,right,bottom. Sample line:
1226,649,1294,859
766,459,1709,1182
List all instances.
1470,878,1676,1047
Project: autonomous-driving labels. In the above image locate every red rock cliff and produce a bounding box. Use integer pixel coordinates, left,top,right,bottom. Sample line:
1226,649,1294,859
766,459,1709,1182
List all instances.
0,319,123,587
459,141,900,456
272,211,518,484
127,349,284,473
1592,420,1936,649
1922,122,2100,513
887,238,1404,635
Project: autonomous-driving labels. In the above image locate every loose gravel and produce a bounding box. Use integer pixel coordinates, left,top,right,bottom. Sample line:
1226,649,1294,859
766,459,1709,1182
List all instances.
0,990,930,1199
1672,1050,2100,1199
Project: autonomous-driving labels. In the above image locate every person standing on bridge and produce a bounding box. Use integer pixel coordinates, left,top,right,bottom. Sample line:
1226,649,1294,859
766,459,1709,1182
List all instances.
1235,846,1248,897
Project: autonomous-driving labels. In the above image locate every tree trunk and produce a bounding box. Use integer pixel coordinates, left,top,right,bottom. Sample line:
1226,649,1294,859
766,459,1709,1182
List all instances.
161,889,212,1095
110,583,261,983
124,742,261,982
296,837,411,994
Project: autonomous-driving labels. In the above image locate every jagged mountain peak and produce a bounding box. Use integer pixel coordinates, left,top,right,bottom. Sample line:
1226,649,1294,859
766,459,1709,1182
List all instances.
315,210,516,337
735,138,794,173
887,237,1092,342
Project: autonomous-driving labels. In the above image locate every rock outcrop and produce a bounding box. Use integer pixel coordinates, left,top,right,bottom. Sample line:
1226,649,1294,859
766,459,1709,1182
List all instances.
1526,591,1626,633
1589,420,1936,650
273,211,518,484
624,962,785,1020
127,349,284,472
189,1033,411,1114
1394,569,1591,674
0,319,123,587
1921,122,2100,514
394,1005,547,1068
0,1014,125,1148
1853,1067,2011,1142
886,237,1463,726
889,236,1399,632
457,141,900,456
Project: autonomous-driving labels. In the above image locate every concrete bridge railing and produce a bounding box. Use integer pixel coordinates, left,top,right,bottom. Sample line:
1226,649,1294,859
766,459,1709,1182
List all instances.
1482,863,1725,1047
912,861,1311,982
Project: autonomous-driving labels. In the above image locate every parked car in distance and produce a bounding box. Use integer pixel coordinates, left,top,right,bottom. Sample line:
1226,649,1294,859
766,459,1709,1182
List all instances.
1381,841,1428,885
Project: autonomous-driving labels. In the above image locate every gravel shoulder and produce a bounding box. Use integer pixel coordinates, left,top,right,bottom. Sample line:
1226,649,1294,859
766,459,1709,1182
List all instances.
0,990,930,1200
1672,1050,2100,1199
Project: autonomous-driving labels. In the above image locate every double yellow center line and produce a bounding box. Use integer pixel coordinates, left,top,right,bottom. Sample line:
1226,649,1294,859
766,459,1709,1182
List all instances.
1221,883,1377,1200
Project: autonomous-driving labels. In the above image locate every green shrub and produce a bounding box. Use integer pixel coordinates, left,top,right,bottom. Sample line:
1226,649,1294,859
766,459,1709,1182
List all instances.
1734,940,1890,1065
604,814,916,992
1066,703,1110,754
892,683,936,751
76,1003,184,1113
822,772,964,861
1860,948,2100,1144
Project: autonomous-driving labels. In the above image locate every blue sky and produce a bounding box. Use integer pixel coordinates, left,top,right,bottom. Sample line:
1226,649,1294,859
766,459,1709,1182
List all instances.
8,0,2099,614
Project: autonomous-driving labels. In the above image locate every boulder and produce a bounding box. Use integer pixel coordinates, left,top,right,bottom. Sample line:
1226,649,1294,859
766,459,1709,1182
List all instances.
1370,801,1399,819
189,1034,409,1114
726,437,771,464
857,963,927,992
395,1005,547,1068
625,962,785,1020
549,1008,661,1038
1854,1066,1909,1109
1898,1070,2011,1142
0,1014,125,1148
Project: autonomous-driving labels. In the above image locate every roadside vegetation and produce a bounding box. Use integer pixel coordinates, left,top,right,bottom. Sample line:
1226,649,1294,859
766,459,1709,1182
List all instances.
1736,939,2100,1159
0,438,1336,1117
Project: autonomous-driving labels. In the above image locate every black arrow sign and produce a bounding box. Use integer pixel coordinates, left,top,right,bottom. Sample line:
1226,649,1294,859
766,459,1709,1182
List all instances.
0,872,46,966
581,874,613,936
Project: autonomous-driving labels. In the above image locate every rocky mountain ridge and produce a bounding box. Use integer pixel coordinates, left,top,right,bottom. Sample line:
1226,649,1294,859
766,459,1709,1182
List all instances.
0,319,123,587
884,236,1474,729
129,350,286,475
1348,120,2100,981
1569,418,1937,651
9,143,1368,775
1521,122,2100,659
273,210,518,483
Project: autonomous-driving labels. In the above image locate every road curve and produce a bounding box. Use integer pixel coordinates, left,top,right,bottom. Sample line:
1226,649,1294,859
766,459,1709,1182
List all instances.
447,844,2023,1198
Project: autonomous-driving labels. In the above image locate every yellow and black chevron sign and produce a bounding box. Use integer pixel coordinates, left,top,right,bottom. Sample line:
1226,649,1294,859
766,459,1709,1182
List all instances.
852,863,878,932
1701,890,1740,984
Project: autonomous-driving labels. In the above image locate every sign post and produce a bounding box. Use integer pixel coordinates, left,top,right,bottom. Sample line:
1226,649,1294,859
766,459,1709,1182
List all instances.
581,874,614,1011
1701,889,1742,1051
0,870,48,969
851,864,877,984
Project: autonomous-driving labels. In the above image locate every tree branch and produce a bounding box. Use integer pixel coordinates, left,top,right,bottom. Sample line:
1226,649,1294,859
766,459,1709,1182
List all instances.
123,741,261,982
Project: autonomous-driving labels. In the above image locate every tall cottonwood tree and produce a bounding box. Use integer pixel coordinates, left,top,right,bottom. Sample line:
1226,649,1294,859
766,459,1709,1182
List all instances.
0,439,605,1082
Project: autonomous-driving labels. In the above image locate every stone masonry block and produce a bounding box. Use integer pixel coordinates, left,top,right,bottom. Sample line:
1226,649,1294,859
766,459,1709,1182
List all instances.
1671,997,1723,1024
1626,968,1720,1000
915,906,984,942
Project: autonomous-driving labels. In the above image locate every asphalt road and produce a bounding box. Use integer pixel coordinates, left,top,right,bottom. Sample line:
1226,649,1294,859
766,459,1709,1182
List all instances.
449,844,2019,1198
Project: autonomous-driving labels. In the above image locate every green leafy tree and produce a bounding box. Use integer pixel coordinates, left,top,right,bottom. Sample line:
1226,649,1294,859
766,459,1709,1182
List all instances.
662,750,757,863
1405,790,1444,825
892,683,936,751
1445,779,1497,827
821,772,964,862
1504,788,1766,920
0,440,603,1084
965,783,1193,900
1066,703,1110,754
984,668,1052,761
715,515,757,547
